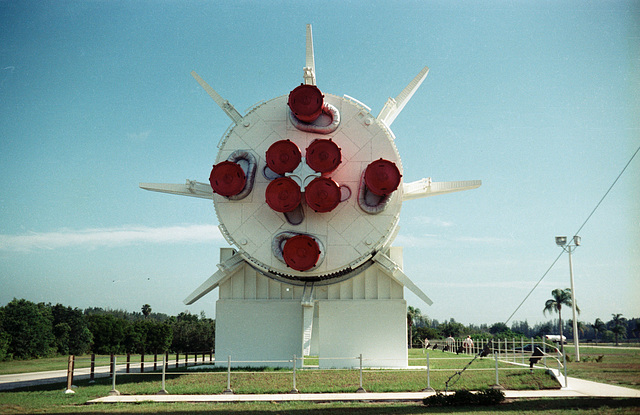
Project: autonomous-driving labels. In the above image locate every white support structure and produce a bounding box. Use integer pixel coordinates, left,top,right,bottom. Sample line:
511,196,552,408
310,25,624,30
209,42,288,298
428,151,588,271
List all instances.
402,178,482,201
195,247,415,368
377,66,429,127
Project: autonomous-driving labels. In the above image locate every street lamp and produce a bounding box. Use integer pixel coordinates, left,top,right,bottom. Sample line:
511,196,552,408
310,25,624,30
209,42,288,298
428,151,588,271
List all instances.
555,235,581,361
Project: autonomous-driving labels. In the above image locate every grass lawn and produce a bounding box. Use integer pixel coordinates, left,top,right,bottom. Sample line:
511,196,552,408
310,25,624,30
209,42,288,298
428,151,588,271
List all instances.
566,346,640,390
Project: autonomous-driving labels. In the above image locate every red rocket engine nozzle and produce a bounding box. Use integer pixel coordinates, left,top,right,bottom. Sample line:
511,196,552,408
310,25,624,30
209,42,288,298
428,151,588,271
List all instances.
209,161,247,197
364,159,402,196
304,177,341,213
305,139,342,173
265,140,302,175
265,177,302,213
288,84,324,123
283,234,321,271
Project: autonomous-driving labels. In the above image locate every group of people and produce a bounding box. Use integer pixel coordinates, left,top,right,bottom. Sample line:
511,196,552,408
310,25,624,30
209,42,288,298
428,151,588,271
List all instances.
422,335,475,354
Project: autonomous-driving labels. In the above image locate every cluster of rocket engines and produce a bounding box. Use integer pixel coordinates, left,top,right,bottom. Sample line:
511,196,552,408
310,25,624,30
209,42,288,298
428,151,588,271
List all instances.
208,84,402,272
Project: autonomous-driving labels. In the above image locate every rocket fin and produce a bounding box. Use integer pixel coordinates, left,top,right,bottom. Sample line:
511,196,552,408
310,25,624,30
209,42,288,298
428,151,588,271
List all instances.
377,66,429,127
402,179,481,201
372,251,433,306
183,253,245,305
304,24,316,85
139,180,213,200
191,71,244,124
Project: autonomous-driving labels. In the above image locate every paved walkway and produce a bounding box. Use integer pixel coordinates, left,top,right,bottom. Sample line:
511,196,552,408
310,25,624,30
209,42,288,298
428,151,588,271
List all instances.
87,379,640,404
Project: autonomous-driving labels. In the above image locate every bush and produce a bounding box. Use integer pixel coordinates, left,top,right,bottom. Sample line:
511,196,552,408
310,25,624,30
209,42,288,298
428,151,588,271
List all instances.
423,389,505,407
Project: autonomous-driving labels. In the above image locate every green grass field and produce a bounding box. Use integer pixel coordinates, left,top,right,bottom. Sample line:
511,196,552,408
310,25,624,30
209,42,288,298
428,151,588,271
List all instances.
0,347,639,414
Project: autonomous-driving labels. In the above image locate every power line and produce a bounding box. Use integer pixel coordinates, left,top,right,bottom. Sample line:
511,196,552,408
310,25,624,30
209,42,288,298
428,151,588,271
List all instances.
504,143,640,325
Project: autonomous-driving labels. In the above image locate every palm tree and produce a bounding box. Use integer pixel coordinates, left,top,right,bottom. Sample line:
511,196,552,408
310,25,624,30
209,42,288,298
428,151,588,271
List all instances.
611,313,627,346
543,288,579,356
141,304,152,319
407,306,421,349
591,318,605,345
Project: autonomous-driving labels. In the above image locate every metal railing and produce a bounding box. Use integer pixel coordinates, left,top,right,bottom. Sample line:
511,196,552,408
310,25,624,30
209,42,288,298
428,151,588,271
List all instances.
64,339,565,395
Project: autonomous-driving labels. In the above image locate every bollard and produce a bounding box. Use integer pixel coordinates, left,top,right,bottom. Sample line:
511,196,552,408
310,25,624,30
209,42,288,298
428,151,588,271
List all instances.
141,353,145,373
289,355,299,393
223,355,233,394
175,352,179,369
422,351,435,392
356,354,366,393
126,353,131,373
165,352,169,371
157,353,168,395
108,355,120,396
154,353,158,371
89,354,95,383
64,355,75,394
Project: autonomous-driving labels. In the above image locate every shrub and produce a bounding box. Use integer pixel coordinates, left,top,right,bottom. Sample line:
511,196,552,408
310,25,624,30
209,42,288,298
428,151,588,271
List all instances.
423,389,505,407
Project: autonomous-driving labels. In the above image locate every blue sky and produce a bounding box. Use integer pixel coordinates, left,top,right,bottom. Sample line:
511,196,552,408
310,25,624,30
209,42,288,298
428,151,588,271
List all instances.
1,1,638,327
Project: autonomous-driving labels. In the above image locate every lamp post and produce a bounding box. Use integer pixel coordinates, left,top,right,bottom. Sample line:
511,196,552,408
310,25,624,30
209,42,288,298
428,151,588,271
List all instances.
555,235,581,361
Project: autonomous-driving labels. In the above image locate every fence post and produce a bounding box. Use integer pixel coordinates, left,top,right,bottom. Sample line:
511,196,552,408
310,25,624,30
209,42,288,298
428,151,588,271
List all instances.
175,352,179,369
165,352,169,371
356,353,366,393
157,353,168,395
126,353,131,373
223,355,233,394
89,354,95,383
64,355,75,394
289,355,299,394
422,351,435,392
108,355,120,396
141,353,145,373
490,349,504,390
562,348,568,388
154,353,158,371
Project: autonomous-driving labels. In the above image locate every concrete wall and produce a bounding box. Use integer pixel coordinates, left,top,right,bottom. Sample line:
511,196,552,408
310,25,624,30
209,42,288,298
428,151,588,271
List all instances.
215,299,303,367
317,299,407,368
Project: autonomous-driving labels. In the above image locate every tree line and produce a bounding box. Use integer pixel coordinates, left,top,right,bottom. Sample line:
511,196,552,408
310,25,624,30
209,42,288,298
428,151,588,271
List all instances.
0,299,214,360
407,306,638,348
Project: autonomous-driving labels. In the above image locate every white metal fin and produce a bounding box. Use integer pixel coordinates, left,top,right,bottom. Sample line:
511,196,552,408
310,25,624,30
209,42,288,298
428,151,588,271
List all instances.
304,24,316,85
402,178,482,201
191,71,243,124
377,66,429,127
139,180,213,200
372,251,433,306
183,253,245,305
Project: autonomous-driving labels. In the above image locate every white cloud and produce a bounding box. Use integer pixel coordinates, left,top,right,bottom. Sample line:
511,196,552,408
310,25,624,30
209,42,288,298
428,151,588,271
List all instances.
0,224,224,252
